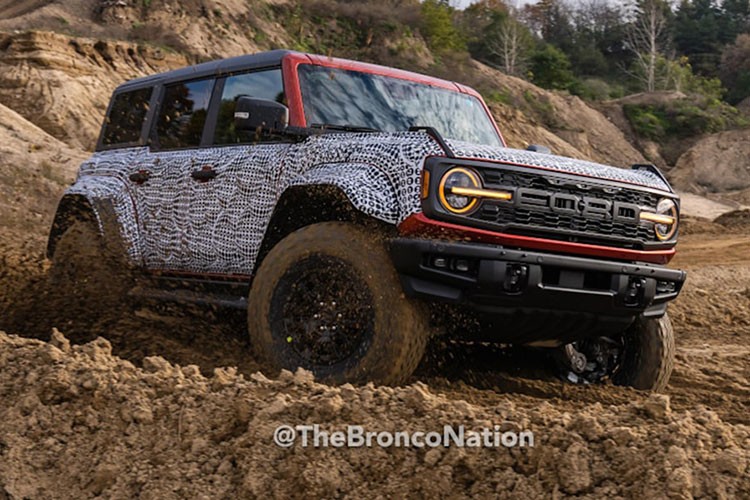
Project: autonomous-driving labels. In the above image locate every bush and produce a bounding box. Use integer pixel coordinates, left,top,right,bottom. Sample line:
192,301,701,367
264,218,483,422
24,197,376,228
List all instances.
569,78,614,101
485,90,511,105
306,0,421,30
623,99,747,140
623,105,668,139
628,55,726,101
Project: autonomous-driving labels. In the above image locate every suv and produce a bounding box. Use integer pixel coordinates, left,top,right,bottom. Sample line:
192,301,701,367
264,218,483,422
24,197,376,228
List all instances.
48,51,686,390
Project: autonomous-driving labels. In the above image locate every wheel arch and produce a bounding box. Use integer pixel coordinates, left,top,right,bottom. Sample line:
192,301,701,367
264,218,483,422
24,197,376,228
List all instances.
254,184,396,273
47,194,101,259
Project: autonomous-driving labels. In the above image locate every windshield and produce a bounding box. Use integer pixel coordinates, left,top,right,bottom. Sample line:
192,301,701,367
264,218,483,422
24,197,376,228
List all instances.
298,65,503,147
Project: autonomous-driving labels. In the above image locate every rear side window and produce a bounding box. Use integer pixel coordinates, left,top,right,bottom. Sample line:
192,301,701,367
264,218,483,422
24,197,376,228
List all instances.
156,79,214,149
101,88,153,147
214,69,285,145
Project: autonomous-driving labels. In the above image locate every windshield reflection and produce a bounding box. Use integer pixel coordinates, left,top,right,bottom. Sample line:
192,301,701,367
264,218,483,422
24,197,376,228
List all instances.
298,65,502,147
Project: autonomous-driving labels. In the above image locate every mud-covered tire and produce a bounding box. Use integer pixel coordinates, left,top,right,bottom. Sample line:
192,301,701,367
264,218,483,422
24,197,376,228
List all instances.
247,222,429,385
49,218,131,312
614,314,675,392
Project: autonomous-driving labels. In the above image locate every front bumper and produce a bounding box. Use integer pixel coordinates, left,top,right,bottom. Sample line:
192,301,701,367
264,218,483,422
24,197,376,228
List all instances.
390,238,686,319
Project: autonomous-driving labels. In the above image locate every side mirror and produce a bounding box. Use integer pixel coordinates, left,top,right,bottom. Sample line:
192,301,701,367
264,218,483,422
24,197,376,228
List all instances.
526,144,552,155
234,97,289,133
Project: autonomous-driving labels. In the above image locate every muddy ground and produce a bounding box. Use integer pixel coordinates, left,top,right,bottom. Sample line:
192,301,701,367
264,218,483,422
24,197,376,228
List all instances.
0,220,748,498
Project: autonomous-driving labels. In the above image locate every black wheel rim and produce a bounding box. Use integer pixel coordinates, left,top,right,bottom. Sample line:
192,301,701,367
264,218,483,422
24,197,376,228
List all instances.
559,335,626,384
270,254,375,367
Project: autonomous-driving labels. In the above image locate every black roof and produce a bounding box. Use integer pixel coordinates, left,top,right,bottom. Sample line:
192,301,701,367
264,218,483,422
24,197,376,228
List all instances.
115,49,298,93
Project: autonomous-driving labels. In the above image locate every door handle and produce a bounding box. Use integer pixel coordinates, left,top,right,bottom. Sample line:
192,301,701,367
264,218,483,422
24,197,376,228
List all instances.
191,166,217,182
129,170,151,185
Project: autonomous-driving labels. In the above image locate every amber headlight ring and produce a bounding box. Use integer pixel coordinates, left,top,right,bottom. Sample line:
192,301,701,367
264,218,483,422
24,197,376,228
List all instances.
438,167,482,214
642,198,679,241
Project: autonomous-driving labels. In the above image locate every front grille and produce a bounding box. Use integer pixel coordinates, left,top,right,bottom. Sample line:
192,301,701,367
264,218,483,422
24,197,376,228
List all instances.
471,167,660,249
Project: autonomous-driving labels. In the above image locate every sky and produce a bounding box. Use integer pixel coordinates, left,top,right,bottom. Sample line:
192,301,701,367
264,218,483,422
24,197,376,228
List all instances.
452,0,537,8
452,0,600,7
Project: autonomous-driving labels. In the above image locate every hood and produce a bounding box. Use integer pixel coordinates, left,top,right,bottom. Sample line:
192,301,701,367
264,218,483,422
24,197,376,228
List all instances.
446,140,671,193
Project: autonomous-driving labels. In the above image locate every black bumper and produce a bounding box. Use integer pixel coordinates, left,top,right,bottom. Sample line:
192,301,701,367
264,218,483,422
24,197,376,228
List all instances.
390,238,686,319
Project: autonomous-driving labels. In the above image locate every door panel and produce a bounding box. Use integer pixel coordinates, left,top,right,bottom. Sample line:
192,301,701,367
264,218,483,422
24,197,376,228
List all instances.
131,152,193,271
134,78,215,272
185,144,292,275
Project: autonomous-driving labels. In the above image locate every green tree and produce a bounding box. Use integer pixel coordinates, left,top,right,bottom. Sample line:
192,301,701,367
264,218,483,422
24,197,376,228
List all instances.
523,0,576,54
569,0,630,78
673,0,725,76
720,0,750,43
420,0,465,53
529,44,576,90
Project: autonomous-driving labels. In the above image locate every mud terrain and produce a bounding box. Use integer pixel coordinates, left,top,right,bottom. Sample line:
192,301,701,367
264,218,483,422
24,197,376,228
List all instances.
0,215,748,498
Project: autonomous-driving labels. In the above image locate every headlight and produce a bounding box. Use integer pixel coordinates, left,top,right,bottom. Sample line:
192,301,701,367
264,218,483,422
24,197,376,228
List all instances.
439,168,481,214
642,198,678,241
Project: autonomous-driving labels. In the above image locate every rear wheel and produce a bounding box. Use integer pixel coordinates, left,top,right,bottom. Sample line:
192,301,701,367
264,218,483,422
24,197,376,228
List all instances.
49,218,132,321
247,222,429,385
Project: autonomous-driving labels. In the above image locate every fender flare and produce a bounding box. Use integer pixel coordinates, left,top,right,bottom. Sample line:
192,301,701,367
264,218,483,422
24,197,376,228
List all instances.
47,176,141,264
285,162,400,224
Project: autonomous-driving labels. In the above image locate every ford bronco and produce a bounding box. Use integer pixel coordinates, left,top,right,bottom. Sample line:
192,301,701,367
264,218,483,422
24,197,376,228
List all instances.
48,50,686,389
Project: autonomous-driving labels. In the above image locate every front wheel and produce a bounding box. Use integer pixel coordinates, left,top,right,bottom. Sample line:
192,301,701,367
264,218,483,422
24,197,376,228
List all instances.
556,314,675,392
613,314,675,392
247,222,429,385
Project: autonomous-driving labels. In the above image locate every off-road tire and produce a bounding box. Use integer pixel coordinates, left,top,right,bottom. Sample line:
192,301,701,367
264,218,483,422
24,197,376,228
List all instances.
247,222,429,385
614,314,675,392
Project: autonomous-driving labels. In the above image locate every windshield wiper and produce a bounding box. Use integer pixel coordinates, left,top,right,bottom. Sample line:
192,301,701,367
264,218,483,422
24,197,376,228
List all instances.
309,123,380,133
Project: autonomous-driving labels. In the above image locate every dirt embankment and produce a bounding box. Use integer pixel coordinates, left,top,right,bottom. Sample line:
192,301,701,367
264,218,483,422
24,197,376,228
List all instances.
0,30,187,150
0,102,84,238
669,129,750,205
0,27,647,170
0,329,748,499
0,0,647,168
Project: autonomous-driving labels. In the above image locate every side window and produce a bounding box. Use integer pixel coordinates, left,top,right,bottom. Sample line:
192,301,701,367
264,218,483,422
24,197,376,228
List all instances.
214,69,285,145
101,87,153,147
156,79,214,149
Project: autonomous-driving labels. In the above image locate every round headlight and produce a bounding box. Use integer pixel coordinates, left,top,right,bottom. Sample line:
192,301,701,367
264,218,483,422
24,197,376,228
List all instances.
439,168,481,214
654,198,678,241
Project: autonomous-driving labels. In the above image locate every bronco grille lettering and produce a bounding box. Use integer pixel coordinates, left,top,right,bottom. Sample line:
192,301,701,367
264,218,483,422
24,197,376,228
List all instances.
515,187,640,223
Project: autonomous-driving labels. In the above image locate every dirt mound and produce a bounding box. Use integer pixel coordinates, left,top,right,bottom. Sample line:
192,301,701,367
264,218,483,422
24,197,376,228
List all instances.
678,216,723,236
0,102,84,238
612,91,689,107
0,26,647,171
715,209,750,230
670,129,750,197
676,191,744,220
0,330,747,498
